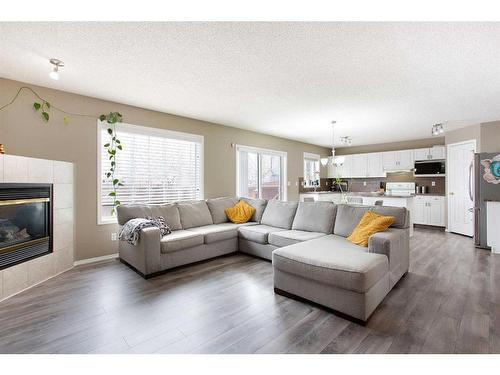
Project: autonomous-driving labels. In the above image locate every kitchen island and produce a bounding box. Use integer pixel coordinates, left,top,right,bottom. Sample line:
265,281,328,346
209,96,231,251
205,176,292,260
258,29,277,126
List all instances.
299,191,415,236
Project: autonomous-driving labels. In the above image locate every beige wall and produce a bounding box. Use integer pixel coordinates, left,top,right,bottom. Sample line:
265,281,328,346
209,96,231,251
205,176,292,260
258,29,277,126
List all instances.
0,78,329,261
335,137,444,155
445,124,482,151
480,121,500,153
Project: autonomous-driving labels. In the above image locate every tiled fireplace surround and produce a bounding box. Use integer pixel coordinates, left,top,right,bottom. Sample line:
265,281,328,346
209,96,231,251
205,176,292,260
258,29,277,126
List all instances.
0,154,74,301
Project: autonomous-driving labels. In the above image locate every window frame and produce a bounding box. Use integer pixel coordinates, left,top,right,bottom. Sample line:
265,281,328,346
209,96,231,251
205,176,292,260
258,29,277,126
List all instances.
235,144,288,201
96,120,204,225
303,152,321,187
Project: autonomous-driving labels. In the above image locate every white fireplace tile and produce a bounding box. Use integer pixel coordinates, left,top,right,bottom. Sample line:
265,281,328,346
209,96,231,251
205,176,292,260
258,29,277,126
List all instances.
54,222,74,252
28,255,55,286
54,161,73,184
54,207,74,225
28,158,54,183
3,155,29,183
53,183,74,209
54,247,74,274
3,262,29,298
0,154,4,182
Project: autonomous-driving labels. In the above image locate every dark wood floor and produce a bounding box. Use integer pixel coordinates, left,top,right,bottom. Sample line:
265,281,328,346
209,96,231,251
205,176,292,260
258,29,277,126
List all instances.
0,227,499,354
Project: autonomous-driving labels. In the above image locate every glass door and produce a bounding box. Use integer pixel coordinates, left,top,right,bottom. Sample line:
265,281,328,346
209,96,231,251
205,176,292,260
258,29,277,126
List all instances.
237,146,287,200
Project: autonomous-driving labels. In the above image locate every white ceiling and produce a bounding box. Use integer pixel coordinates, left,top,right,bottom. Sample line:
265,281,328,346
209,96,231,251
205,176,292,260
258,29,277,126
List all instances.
1,22,500,147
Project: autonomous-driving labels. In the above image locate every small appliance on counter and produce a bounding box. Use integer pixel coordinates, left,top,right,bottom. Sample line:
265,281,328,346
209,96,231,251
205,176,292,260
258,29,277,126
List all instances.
385,182,415,196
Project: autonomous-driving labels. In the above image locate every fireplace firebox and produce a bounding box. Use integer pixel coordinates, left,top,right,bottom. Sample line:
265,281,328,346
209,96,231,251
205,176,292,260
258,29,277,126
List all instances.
0,183,53,270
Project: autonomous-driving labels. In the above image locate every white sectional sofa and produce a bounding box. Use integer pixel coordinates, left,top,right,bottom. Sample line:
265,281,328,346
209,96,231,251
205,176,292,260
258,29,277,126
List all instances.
116,197,410,322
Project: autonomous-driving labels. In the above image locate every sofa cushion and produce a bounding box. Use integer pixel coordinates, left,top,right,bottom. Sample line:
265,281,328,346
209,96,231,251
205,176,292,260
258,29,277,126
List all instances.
225,200,256,224
334,204,408,237
160,230,204,254
292,201,337,234
260,200,298,229
347,211,395,247
272,235,389,293
206,197,238,224
240,197,268,222
268,230,326,247
186,222,257,244
238,224,286,244
177,201,214,229
149,204,182,231
116,204,151,226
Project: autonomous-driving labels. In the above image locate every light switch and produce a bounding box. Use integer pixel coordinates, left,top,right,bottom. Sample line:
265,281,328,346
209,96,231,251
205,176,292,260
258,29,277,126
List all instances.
431,181,436,187
287,181,291,186
363,181,367,186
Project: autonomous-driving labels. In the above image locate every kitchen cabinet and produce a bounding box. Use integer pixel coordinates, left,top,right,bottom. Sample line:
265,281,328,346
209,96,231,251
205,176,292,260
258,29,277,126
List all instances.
329,155,353,178
382,150,414,171
414,146,446,161
414,195,446,227
351,154,367,177
366,152,385,177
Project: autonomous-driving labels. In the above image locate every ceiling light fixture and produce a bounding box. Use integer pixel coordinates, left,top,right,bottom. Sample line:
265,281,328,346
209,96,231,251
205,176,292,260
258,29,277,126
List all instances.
431,123,444,136
340,136,352,146
49,58,64,80
320,121,346,167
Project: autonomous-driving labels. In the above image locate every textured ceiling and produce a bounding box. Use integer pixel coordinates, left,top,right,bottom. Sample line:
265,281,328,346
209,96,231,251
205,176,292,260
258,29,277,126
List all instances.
1,22,500,147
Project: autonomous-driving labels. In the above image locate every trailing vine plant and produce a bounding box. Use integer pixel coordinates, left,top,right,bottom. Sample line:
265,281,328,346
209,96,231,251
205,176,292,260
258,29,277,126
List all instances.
100,112,124,215
0,86,125,216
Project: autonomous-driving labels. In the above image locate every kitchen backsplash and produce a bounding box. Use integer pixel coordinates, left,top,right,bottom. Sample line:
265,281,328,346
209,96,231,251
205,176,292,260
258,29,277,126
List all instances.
299,172,445,195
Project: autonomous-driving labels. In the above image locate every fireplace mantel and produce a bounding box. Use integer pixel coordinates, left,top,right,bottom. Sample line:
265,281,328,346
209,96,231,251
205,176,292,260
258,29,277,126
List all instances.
0,154,74,301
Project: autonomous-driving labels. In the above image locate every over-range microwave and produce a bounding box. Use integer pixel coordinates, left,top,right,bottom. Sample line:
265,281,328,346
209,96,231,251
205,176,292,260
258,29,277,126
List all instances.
414,160,445,176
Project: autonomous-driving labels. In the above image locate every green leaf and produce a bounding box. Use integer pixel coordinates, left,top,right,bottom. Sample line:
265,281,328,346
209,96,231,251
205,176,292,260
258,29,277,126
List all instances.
99,114,107,122
63,116,69,125
117,145,123,150
41,112,49,122
103,143,110,148
33,102,41,111
108,192,116,197
107,128,113,135
114,200,121,206
106,172,111,178
110,161,115,166
113,179,119,185
45,101,51,109
115,139,121,144
118,183,124,187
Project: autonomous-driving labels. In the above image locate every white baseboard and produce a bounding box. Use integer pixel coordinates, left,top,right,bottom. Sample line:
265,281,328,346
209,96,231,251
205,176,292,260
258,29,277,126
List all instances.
73,253,119,266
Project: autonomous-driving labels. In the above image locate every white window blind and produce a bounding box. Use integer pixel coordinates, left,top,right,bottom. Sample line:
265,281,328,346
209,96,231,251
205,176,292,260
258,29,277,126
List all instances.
98,122,203,223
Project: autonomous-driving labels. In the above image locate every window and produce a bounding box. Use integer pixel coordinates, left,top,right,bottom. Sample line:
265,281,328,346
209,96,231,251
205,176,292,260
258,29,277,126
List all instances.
236,145,287,201
303,152,320,186
97,121,203,224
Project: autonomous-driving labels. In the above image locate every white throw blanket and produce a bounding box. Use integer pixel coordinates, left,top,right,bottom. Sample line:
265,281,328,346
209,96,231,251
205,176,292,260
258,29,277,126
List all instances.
119,217,171,245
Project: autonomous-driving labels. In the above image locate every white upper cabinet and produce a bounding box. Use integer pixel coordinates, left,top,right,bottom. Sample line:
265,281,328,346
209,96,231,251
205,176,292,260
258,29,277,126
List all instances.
414,145,446,161
382,150,414,171
366,152,385,177
351,154,367,177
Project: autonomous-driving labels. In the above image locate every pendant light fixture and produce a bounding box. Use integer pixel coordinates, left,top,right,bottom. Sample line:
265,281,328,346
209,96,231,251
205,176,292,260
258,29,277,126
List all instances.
49,58,64,80
320,121,346,166
431,123,444,136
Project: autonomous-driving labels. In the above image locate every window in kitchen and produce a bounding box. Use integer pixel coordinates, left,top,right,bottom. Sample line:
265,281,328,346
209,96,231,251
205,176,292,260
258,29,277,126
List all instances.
303,152,320,187
236,145,287,201
97,121,204,224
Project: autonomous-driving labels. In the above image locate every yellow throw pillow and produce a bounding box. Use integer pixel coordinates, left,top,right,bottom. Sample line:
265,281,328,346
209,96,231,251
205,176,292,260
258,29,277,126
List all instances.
347,211,395,247
225,200,256,224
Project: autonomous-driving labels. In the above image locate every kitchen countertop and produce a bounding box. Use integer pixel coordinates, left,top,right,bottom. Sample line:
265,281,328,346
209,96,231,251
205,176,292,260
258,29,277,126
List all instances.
300,191,417,198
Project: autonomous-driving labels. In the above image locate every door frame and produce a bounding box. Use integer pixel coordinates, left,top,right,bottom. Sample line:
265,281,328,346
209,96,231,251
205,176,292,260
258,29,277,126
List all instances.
446,139,476,234
235,144,288,201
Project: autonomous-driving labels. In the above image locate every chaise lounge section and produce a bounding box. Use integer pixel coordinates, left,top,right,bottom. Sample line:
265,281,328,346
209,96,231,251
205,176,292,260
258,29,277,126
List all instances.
116,197,410,322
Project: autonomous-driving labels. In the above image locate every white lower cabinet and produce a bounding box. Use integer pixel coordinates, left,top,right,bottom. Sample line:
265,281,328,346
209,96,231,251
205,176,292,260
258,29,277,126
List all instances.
414,195,446,227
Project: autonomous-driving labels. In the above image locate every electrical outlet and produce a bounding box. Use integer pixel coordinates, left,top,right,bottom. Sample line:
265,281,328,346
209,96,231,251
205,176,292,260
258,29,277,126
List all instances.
111,233,117,241
431,181,436,187
363,181,367,186
287,181,291,186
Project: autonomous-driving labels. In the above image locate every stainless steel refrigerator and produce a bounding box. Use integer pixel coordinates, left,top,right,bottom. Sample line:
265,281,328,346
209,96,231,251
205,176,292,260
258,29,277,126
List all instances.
474,152,500,249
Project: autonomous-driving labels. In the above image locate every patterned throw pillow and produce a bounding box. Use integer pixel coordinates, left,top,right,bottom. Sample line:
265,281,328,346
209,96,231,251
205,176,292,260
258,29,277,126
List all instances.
147,216,172,236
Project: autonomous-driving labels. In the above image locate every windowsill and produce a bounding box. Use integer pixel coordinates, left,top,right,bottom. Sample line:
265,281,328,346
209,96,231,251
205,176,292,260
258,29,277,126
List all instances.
98,217,118,225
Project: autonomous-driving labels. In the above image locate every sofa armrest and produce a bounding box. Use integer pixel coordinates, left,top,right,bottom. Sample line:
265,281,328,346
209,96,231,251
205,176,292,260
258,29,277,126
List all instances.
368,228,409,275
118,226,162,277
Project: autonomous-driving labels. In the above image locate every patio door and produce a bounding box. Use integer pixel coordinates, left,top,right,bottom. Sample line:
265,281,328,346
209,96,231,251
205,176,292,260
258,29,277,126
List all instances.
236,145,287,201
